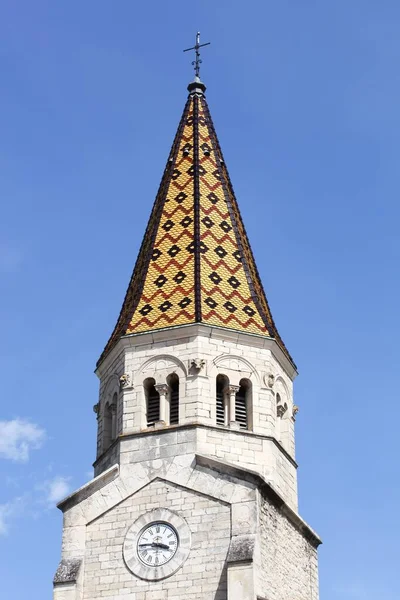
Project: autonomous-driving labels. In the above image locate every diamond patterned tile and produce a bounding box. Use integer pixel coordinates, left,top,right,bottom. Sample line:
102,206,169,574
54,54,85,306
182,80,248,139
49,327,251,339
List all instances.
98,88,293,367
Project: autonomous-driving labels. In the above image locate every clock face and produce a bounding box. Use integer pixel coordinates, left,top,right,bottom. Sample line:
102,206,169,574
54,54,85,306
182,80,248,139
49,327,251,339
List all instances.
123,508,191,581
137,522,178,567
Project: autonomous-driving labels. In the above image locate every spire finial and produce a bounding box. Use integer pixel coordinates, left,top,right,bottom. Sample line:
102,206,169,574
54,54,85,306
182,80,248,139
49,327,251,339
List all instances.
183,32,210,79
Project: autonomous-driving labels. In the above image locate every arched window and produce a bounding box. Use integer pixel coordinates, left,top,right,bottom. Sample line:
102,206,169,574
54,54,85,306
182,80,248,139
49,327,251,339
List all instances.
144,378,160,426
111,392,118,441
103,403,112,450
216,375,229,426
235,379,252,430
276,393,288,418
276,391,288,442
168,374,179,425
102,393,117,452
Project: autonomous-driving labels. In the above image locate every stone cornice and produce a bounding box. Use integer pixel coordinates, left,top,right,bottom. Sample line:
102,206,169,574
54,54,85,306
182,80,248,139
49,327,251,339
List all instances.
92,422,298,470
57,464,119,512
96,323,297,380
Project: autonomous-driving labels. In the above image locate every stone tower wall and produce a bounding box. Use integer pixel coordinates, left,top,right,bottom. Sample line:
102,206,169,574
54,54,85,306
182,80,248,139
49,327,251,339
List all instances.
94,325,298,509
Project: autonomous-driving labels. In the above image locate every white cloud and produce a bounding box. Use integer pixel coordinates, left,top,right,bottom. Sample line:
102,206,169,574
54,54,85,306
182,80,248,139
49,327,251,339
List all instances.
0,474,72,535
0,419,46,462
44,476,71,505
0,496,26,536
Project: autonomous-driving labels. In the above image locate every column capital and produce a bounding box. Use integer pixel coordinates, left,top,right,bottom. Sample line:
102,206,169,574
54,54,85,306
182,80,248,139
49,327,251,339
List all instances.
227,385,240,395
155,384,168,396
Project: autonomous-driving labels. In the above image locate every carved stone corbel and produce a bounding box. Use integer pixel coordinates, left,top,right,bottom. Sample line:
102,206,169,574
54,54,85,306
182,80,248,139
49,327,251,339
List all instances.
188,358,206,375
263,373,275,388
277,402,288,419
119,373,131,389
191,358,205,370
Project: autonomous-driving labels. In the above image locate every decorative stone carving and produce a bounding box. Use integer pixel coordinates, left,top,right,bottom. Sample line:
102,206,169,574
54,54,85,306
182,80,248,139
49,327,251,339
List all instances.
119,373,131,388
292,405,299,419
93,403,100,419
277,402,288,418
190,358,206,371
265,373,275,388
155,384,168,396
228,384,240,395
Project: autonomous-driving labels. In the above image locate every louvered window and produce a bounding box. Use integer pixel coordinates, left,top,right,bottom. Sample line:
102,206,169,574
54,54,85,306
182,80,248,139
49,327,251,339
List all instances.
236,379,252,430
216,376,227,425
169,375,179,425
235,386,247,429
103,402,113,451
216,390,225,425
146,381,160,426
111,393,118,441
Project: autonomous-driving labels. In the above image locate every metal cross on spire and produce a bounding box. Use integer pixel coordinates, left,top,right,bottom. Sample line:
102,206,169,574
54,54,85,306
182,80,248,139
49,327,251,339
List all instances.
183,32,210,78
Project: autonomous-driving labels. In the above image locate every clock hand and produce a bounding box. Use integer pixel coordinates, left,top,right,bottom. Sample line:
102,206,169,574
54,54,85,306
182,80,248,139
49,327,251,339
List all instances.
138,543,154,547
138,542,171,550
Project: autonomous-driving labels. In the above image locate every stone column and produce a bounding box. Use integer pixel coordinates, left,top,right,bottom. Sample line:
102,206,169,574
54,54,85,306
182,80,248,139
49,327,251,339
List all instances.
228,385,240,428
155,384,168,425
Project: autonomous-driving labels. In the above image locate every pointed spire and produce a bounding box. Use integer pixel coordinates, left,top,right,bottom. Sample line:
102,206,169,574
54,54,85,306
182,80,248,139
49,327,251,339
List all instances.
97,81,294,368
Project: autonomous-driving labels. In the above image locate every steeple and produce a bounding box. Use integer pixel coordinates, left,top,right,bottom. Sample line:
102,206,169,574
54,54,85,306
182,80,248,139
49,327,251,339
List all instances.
54,57,321,600
98,79,293,368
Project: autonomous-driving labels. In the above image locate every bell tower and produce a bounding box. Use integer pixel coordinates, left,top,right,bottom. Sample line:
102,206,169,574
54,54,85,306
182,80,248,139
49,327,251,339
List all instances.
53,52,321,600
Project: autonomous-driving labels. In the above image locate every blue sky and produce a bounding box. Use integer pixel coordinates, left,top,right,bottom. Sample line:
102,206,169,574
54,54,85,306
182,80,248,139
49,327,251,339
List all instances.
1,1,399,598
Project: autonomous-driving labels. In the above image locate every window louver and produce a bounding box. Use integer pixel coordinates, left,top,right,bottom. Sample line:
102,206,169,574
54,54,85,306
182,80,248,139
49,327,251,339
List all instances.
147,390,160,426
170,389,179,425
235,391,247,429
216,390,225,425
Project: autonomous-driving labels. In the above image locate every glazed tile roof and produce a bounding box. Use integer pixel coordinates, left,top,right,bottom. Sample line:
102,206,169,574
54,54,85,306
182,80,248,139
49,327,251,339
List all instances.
98,80,293,367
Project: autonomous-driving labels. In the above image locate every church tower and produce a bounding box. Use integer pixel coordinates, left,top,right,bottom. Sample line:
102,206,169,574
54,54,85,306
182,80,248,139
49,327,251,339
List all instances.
53,51,321,600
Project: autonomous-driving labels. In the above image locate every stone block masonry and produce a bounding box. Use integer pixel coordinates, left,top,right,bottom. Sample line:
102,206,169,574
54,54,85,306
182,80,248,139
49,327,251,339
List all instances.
84,479,230,600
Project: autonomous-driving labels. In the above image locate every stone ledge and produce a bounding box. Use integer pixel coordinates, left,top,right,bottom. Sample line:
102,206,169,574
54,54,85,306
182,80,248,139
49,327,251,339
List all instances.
227,534,256,563
93,423,297,469
57,464,119,512
53,558,81,585
96,323,297,379
195,454,322,548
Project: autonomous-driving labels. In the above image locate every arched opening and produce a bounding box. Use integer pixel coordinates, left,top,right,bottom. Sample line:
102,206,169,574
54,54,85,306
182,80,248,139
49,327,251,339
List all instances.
168,373,179,425
103,402,113,451
276,392,288,418
144,378,160,426
216,374,229,426
111,392,118,441
276,389,289,445
235,379,252,430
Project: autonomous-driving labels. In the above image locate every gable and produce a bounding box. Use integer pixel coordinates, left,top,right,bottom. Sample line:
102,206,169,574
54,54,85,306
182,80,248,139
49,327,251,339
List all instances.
84,478,231,598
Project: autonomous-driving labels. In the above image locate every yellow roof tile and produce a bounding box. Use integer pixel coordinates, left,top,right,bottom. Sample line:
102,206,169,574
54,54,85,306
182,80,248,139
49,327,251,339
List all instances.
98,81,293,367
